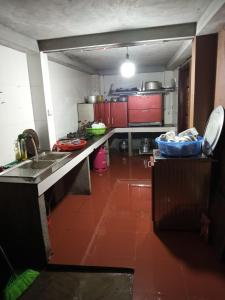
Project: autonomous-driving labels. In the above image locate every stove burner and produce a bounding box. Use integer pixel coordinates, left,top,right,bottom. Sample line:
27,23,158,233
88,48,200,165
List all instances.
67,132,77,138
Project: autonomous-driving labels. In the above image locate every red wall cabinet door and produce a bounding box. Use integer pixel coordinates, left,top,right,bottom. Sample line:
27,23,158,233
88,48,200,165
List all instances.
94,103,104,122
111,102,128,127
104,102,111,127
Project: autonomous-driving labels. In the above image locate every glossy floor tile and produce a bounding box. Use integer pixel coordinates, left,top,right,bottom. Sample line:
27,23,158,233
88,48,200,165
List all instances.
49,153,225,300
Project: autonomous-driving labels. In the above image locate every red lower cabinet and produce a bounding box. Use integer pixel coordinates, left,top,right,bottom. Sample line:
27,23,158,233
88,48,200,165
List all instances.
128,108,162,123
111,102,128,127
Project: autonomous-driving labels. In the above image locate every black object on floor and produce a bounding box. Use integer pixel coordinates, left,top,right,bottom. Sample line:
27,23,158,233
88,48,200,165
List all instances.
20,265,134,300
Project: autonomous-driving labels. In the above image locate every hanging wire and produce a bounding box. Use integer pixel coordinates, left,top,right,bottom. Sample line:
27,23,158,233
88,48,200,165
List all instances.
126,46,129,59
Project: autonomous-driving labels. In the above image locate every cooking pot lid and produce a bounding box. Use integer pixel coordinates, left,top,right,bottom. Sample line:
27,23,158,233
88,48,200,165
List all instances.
202,105,224,155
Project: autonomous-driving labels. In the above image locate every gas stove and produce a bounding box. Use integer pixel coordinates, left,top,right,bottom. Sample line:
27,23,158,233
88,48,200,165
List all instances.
66,131,90,140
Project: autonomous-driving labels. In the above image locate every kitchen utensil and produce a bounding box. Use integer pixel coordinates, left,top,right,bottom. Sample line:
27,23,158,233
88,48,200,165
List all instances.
202,105,225,155
145,81,162,90
140,80,145,91
56,139,87,151
155,136,203,157
84,96,98,104
140,138,151,153
86,127,107,136
97,95,104,102
119,139,128,152
119,96,128,102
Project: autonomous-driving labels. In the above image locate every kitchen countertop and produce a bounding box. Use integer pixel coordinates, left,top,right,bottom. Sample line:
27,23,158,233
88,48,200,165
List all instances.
0,126,176,195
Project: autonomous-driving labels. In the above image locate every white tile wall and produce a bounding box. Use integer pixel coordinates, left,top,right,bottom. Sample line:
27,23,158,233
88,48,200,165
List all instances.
0,45,35,165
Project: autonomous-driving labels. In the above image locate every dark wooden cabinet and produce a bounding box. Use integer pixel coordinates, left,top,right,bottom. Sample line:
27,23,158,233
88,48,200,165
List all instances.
111,102,128,127
152,154,212,231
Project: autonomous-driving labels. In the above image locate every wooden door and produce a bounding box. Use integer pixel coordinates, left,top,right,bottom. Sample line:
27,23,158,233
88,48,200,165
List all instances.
111,102,128,127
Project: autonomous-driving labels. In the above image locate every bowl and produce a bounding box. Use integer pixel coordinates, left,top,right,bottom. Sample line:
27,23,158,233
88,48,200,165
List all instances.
86,127,107,136
155,136,203,157
56,140,87,151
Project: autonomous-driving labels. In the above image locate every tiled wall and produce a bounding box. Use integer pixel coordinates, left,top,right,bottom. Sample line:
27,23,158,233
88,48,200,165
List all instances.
0,45,35,165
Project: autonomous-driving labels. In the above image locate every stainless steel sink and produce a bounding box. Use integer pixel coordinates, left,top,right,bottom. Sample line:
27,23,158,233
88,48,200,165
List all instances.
38,152,71,161
18,160,55,170
0,152,71,179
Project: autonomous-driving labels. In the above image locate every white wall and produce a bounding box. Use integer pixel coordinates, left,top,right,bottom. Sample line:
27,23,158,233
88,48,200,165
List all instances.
27,53,50,150
0,45,35,165
100,72,164,96
48,60,92,139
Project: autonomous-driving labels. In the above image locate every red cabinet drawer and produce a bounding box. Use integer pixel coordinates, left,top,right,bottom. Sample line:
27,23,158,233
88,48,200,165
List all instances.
128,109,162,123
128,95,162,109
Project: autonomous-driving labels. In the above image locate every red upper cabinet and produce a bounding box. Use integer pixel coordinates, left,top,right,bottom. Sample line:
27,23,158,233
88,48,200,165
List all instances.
111,102,128,127
128,95,162,109
94,103,104,122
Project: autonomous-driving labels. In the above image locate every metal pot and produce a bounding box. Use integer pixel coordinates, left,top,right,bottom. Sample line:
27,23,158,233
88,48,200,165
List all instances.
145,81,162,90
97,95,104,102
119,96,128,102
85,96,98,104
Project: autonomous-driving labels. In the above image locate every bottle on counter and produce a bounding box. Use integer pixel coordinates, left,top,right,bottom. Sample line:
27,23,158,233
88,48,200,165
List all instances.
14,140,21,161
18,134,27,161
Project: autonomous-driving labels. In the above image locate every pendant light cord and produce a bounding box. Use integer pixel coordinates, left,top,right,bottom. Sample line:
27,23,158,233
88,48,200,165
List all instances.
126,47,129,59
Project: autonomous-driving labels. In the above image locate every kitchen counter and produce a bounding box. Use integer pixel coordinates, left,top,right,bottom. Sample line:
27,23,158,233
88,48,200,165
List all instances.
0,125,176,269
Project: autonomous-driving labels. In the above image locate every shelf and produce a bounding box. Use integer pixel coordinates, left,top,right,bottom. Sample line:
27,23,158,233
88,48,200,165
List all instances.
109,87,175,96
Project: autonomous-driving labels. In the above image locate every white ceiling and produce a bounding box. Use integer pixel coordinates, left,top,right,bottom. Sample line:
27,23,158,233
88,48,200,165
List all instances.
1,0,225,74
0,0,211,40
65,40,185,73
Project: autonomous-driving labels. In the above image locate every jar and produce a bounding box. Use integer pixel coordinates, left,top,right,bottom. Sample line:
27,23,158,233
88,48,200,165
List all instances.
14,140,21,161
20,138,27,160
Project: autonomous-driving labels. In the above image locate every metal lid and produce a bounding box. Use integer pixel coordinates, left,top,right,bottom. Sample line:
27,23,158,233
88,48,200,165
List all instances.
202,105,224,155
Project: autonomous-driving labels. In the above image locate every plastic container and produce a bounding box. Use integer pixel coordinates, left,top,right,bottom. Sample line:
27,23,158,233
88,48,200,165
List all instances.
155,136,203,157
56,139,87,151
86,127,107,136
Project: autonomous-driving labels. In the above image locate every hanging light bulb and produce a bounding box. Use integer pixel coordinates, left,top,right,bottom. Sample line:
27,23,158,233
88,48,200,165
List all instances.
120,47,135,78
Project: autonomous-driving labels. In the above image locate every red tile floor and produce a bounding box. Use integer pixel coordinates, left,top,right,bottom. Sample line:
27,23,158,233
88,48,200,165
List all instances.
49,153,225,300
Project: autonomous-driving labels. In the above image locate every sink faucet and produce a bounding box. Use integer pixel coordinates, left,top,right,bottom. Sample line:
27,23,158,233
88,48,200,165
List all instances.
30,137,39,162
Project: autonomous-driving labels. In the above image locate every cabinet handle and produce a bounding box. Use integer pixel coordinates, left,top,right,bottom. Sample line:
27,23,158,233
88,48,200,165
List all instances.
112,117,114,124
108,117,110,124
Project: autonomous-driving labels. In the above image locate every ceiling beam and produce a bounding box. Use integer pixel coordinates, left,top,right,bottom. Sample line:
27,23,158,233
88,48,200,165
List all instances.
0,23,39,53
48,52,97,74
167,40,192,69
196,0,225,34
38,23,196,52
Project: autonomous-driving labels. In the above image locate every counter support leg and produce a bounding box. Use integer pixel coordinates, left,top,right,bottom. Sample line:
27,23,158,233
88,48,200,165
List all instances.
69,157,92,194
128,132,132,157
